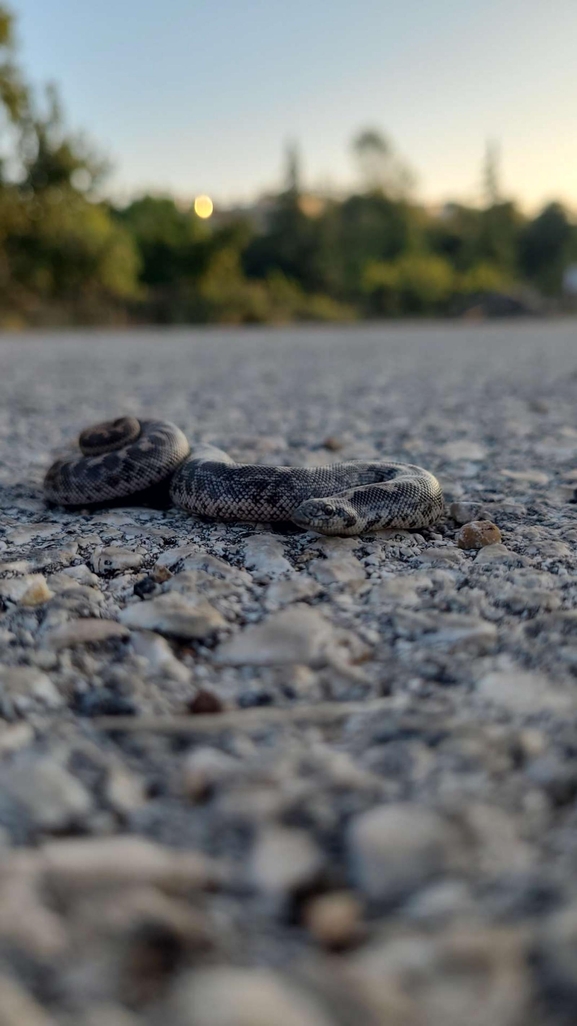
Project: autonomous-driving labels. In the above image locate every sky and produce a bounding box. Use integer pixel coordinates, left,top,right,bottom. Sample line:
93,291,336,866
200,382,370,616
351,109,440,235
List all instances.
11,0,577,212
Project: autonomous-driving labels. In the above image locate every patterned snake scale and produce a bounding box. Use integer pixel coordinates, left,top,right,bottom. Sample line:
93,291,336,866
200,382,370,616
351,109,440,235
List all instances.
44,418,444,536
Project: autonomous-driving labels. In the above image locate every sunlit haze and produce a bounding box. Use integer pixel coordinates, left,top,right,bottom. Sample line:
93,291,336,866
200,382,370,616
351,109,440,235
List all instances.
13,0,577,212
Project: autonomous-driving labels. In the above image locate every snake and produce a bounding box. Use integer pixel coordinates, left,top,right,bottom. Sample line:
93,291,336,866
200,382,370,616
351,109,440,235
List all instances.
44,417,444,536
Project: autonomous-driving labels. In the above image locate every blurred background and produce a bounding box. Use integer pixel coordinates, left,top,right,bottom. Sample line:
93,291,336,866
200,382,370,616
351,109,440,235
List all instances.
0,0,576,327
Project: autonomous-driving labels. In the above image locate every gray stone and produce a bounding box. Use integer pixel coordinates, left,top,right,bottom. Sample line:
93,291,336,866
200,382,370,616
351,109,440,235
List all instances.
476,670,574,714
92,547,144,573
474,544,522,566
181,551,251,584
0,574,53,605
45,619,129,649
249,826,323,898
214,605,335,666
243,535,293,579
2,757,92,831
442,439,487,461
0,666,63,712
171,967,336,1026
60,563,100,586
182,746,241,800
309,554,366,585
131,630,191,681
42,836,214,891
119,594,225,638
348,803,454,901
421,614,497,653
0,975,58,1026
264,575,322,611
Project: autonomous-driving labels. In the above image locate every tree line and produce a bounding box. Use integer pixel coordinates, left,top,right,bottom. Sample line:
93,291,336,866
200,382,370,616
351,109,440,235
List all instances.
0,5,575,327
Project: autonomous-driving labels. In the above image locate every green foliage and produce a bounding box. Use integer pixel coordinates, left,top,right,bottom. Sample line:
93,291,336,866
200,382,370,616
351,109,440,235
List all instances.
0,5,28,127
363,253,455,316
456,262,513,295
115,195,208,287
519,203,575,296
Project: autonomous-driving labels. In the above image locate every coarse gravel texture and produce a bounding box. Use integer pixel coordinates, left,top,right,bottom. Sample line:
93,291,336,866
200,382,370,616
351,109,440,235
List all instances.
1,321,577,1024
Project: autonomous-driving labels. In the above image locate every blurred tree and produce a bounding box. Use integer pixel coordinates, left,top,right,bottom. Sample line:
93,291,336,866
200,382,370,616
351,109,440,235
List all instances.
483,140,501,207
19,83,108,195
243,190,324,292
428,201,523,276
334,192,423,298
284,140,301,195
352,128,416,197
115,195,208,287
363,253,454,316
0,5,28,128
519,202,575,296
0,4,139,324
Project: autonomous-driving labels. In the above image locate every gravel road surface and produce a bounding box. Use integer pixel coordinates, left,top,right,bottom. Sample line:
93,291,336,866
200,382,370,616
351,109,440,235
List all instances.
1,320,577,1025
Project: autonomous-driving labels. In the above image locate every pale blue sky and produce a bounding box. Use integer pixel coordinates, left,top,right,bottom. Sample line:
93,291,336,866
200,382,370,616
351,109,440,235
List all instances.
11,0,577,210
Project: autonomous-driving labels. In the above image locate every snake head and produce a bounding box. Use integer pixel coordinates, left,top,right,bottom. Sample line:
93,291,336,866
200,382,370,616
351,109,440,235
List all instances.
292,498,360,536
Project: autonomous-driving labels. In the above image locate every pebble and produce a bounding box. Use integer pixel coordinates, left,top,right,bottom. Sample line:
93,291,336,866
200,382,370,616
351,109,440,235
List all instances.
171,967,336,1026
458,520,502,549
264,575,322,611
309,554,366,584
0,975,58,1026
188,690,224,715
417,547,465,565
45,619,129,649
0,666,63,712
7,523,60,544
42,836,214,891
1,757,92,831
81,1007,141,1026
474,543,521,565
0,574,53,605
249,825,323,899
501,468,550,485
304,891,364,949
463,802,533,874
75,689,137,718
182,746,240,800
92,547,144,573
449,501,490,524
348,803,455,901
181,551,251,584
131,630,190,681
349,923,530,1026
119,594,225,638
442,439,487,461
476,670,574,714
420,614,497,653
214,605,335,666
60,563,100,586
243,535,293,579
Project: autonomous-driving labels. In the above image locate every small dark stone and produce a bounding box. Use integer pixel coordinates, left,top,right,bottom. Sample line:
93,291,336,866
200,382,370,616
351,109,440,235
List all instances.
323,436,343,451
75,688,137,718
238,690,274,708
188,690,223,715
134,576,157,598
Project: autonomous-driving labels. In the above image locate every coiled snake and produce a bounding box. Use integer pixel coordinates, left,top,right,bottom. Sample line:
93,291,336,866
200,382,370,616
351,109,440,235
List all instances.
44,417,444,536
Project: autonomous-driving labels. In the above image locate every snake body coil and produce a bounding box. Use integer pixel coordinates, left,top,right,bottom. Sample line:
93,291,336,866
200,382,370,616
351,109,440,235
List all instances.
44,419,444,535
44,418,190,506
